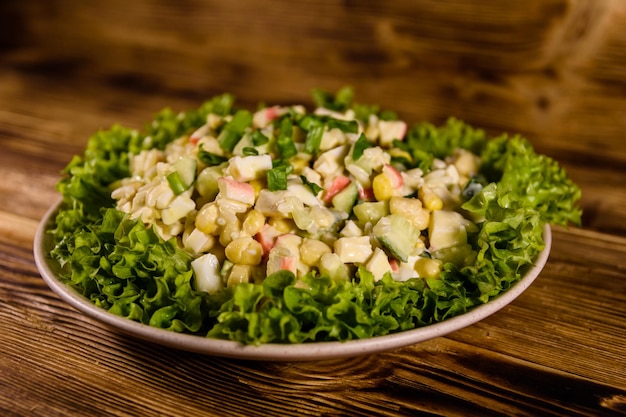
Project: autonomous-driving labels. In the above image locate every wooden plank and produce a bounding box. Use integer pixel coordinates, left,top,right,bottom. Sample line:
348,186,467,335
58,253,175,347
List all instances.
2,225,625,416
1,1,626,415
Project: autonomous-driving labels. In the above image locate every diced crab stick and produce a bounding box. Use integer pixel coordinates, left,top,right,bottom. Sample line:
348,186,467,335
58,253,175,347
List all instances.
267,234,304,275
389,258,400,273
323,175,351,203
378,120,407,147
265,106,280,121
313,145,349,179
266,246,297,275
356,182,374,201
189,124,209,145
217,177,255,205
274,233,302,252
252,105,283,128
382,164,403,188
255,223,281,255
227,154,273,182
287,182,322,207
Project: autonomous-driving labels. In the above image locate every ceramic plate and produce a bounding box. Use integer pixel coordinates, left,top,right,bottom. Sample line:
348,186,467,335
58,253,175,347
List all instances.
34,200,551,361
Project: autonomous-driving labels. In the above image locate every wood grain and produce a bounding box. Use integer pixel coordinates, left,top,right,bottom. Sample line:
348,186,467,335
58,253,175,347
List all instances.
1,1,626,416
3,0,626,168
2,245,625,417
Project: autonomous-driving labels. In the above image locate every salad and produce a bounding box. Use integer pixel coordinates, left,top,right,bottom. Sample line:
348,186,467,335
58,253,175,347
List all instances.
50,87,581,345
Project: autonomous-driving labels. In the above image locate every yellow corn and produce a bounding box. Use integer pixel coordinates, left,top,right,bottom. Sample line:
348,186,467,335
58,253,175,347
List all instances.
242,209,266,236
225,236,263,265
248,179,264,198
414,257,442,280
372,173,394,201
268,218,295,234
227,264,252,287
218,218,241,247
299,238,332,267
419,187,443,211
195,203,219,234
290,154,311,174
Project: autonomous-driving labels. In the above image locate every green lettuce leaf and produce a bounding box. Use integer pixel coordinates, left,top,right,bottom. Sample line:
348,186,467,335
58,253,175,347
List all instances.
54,208,207,333
478,135,582,227
49,89,582,344
400,117,488,172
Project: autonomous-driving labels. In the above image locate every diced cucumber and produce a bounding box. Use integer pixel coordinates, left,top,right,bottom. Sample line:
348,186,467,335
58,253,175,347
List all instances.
167,171,187,195
428,210,468,250
167,157,198,195
196,164,226,200
353,201,389,225
220,259,235,279
331,181,358,213
319,253,351,281
372,214,420,262
232,132,253,156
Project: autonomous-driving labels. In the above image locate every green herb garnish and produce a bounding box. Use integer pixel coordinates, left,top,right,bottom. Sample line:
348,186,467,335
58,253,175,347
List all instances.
352,133,372,161
218,110,252,152
300,175,323,196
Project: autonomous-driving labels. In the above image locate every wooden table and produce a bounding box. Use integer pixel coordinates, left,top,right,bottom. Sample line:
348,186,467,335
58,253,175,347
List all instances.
1,1,625,416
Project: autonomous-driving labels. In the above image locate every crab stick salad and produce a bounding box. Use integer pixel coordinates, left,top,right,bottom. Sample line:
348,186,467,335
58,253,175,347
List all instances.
111,99,479,294
51,87,581,343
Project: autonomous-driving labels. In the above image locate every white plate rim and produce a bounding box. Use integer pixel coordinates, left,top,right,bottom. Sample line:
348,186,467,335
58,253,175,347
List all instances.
34,199,551,361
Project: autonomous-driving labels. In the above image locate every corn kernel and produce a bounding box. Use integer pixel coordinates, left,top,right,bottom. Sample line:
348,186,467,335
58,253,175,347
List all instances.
419,187,443,211
242,209,266,236
372,173,394,201
268,218,295,234
299,238,332,267
195,203,219,234
219,218,241,247
248,179,264,198
414,257,442,279
290,154,312,173
225,236,263,265
227,264,252,287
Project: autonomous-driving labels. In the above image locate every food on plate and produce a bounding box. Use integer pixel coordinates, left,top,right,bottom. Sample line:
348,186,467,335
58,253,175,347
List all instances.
49,87,581,344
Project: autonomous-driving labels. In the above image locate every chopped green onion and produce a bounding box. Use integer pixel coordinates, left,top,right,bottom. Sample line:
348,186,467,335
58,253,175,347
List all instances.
218,110,252,152
242,147,259,156
276,117,297,159
267,167,288,191
298,115,318,131
272,159,293,174
352,103,380,122
300,175,323,196
312,86,354,111
166,171,187,195
352,133,372,161
304,123,324,155
198,145,228,165
251,130,269,146
379,110,399,121
327,118,359,134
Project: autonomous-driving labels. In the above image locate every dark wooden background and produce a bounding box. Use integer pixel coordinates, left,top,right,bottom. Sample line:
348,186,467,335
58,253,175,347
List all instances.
2,0,625,237
1,1,626,416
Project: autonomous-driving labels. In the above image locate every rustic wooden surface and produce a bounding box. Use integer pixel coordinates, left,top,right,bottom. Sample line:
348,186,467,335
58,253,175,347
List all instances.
1,1,625,416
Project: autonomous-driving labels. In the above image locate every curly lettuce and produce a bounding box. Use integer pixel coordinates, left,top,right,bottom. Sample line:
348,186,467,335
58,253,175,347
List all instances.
49,89,582,344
